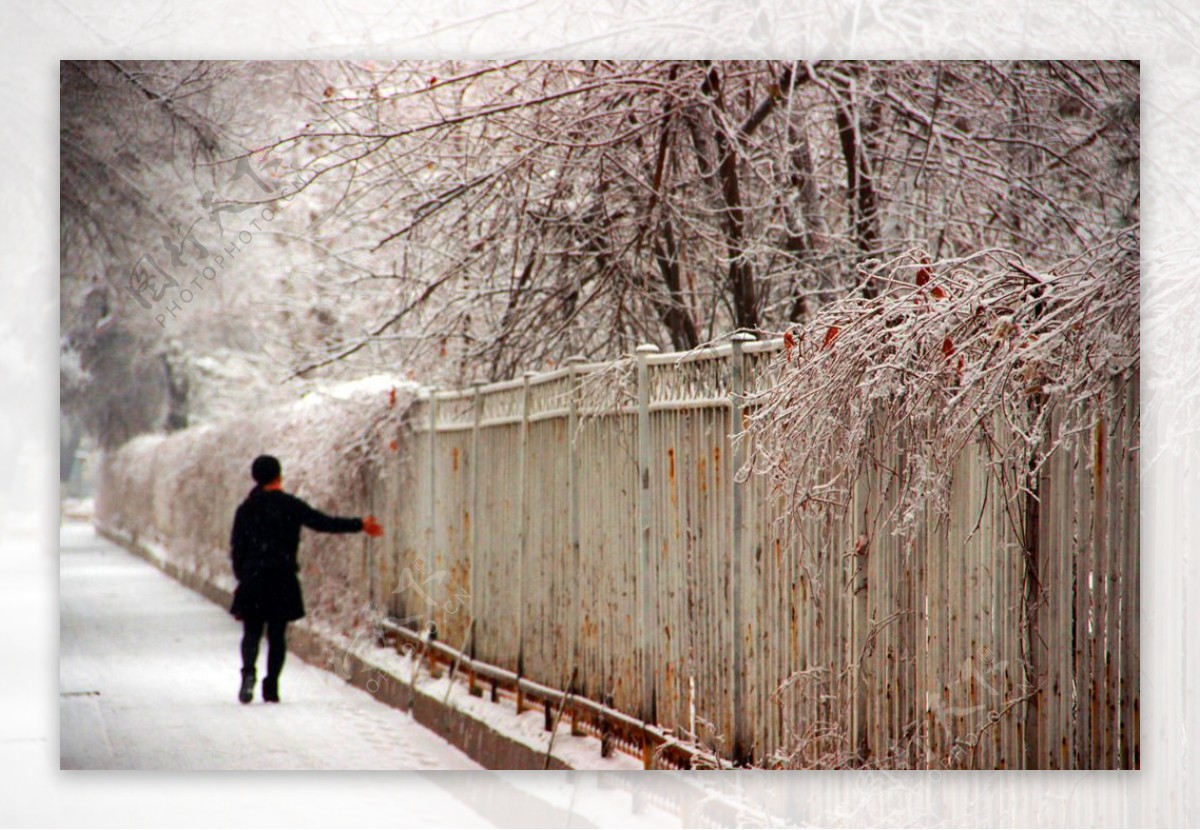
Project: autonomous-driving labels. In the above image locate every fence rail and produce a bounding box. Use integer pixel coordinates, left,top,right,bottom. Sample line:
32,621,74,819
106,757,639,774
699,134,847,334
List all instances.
379,337,1139,769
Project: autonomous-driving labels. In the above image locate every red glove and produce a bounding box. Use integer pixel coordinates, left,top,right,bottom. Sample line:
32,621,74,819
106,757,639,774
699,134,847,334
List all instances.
363,515,384,538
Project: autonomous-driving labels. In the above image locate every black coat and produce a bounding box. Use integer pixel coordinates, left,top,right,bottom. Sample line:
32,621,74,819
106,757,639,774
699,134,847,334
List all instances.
228,487,363,621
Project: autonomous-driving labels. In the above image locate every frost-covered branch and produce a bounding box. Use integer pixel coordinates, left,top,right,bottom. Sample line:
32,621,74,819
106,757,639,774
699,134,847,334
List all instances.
744,237,1138,533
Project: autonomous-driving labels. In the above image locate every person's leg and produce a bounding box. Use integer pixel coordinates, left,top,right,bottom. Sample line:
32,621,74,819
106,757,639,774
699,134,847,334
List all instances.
241,616,265,671
262,618,288,702
239,616,265,703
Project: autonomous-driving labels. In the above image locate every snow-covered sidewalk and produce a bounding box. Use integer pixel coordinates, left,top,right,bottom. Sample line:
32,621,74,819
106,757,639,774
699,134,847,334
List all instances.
59,521,484,776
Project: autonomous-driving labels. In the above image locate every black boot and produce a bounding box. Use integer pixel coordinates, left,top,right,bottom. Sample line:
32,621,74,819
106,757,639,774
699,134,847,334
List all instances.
238,668,256,704
262,675,280,703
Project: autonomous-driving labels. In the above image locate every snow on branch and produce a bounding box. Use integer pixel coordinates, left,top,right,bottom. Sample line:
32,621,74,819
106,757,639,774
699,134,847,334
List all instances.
743,236,1139,534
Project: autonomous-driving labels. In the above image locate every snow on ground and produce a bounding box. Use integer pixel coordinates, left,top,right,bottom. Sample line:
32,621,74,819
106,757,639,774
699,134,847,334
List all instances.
59,521,482,776
56,522,695,828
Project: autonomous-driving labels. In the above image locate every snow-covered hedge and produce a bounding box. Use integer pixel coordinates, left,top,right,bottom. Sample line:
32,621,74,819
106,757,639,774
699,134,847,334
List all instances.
96,376,420,636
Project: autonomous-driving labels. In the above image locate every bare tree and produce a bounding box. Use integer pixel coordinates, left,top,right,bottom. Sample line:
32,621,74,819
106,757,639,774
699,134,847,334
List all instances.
60,60,237,446
60,60,324,445
62,60,1138,448
250,60,1135,387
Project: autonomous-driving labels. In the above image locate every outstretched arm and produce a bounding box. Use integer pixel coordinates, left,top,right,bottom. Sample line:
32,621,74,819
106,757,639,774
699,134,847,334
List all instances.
291,495,383,536
296,500,362,533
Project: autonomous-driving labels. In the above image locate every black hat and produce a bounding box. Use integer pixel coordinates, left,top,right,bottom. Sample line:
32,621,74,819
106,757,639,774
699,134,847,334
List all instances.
251,455,282,485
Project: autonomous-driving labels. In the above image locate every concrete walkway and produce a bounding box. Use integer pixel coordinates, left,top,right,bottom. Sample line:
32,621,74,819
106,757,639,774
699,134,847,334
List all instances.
59,521,486,782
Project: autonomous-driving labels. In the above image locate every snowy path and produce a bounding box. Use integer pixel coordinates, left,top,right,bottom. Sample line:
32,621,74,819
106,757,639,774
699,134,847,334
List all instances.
59,522,485,777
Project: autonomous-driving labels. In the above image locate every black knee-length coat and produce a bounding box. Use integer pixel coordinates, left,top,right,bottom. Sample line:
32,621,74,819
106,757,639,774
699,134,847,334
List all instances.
229,487,363,621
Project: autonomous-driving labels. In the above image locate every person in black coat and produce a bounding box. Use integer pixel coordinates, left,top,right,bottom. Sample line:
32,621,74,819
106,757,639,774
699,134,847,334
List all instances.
230,454,383,703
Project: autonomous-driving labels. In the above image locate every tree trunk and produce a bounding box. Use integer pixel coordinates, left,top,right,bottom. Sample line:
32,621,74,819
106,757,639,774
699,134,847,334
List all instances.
651,218,700,351
785,122,834,322
699,62,759,332
640,64,699,352
832,72,884,296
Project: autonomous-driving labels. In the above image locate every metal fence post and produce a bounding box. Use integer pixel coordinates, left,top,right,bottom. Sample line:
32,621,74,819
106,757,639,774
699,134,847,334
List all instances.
635,343,660,731
469,383,483,658
363,461,376,612
516,372,534,696
565,355,586,699
729,332,755,765
426,390,438,632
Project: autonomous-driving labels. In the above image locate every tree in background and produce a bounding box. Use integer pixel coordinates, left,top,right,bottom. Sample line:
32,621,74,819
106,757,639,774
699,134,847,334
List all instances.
60,60,320,446
262,60,1137,384
61,61,229,447
61,60,1138,447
